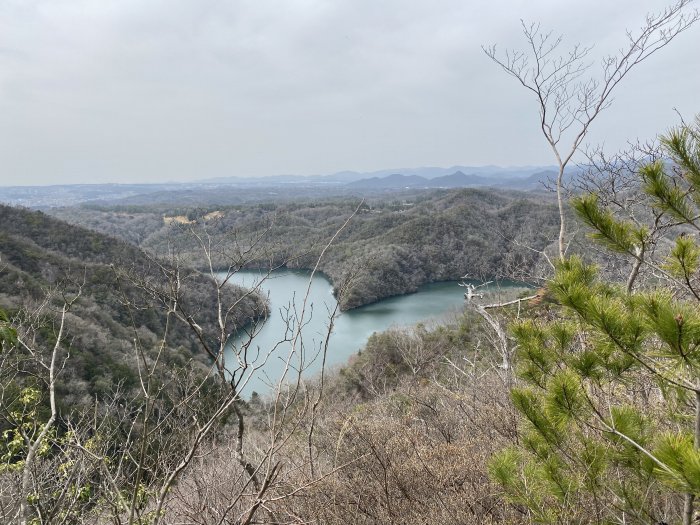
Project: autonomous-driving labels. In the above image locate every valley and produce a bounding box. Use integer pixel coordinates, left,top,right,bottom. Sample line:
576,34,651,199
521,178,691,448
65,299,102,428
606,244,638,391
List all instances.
46,187,559,309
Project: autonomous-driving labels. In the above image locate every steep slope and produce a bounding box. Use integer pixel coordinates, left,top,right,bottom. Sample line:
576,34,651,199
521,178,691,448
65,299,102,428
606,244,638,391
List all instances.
0,205,266,402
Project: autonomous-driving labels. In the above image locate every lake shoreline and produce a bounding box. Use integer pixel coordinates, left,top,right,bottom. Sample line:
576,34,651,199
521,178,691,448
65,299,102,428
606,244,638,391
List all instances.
223,269,530,396
222,265,535,312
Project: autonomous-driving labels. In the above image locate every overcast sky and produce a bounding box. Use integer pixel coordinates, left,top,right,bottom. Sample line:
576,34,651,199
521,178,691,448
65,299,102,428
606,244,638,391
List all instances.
0,0,698,185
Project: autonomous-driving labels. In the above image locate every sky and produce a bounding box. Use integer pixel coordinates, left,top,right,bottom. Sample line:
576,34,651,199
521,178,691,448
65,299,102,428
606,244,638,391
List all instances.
0,0,698,186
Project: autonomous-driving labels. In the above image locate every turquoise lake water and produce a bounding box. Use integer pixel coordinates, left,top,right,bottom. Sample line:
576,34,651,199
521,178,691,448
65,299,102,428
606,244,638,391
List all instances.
223,269,524,396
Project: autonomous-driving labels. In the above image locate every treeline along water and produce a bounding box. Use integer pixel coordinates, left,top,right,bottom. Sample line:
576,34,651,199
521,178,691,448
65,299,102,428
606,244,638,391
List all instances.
223,269,526,396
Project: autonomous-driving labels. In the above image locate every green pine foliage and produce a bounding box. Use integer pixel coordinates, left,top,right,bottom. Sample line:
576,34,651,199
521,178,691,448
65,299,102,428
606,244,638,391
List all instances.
491,117,700,524
665,236,700,281
572,194,647,255
642,161,696,223
0,309,17,351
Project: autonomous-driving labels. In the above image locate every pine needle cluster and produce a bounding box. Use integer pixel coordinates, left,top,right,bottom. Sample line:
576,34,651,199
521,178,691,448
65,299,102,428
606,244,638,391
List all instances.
491,117,700,524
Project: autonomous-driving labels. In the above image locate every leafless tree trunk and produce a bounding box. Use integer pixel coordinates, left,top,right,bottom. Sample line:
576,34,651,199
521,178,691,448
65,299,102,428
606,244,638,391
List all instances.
103,205,361,525
471,294,537,385
0,203,362,524
7,284,82,525
484,1,698,260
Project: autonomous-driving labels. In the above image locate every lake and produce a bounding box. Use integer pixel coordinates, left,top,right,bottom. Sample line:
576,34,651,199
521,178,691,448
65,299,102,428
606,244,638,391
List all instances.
223,269,525,396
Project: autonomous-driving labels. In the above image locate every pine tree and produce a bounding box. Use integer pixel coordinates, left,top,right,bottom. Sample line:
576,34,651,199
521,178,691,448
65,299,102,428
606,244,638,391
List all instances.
491,117,700,525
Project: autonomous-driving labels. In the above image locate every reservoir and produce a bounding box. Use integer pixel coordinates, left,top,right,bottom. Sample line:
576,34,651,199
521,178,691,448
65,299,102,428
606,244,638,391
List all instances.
224,269,525,396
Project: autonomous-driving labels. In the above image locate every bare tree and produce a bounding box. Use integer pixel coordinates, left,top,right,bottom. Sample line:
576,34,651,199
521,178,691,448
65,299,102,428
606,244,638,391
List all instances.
101,208,360,525
0,282,82,525
0,204,360,524
573,140,673,293
484,0,698,260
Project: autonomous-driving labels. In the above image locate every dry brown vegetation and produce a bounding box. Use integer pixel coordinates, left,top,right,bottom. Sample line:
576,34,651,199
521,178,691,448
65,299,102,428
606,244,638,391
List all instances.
150,316,528,525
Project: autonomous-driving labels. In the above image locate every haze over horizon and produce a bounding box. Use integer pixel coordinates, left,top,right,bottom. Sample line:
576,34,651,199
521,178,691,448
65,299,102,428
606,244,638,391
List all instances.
1,0,699,186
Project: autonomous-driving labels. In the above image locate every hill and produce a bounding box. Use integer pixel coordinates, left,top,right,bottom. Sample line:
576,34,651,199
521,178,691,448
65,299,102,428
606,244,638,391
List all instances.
49,188,560,310
346,173,429,188
427,170,491,187
345,171,492,189
344,169,576,190
0,205,266,402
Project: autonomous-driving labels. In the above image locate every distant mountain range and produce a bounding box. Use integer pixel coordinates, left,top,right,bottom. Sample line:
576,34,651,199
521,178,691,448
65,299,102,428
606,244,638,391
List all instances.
346,171,488,189
345,169,574,191
0,165,578,208
200,165,562,185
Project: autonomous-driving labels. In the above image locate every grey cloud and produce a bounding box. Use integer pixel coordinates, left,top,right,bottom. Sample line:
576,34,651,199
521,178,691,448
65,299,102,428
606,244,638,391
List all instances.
0,0,698,185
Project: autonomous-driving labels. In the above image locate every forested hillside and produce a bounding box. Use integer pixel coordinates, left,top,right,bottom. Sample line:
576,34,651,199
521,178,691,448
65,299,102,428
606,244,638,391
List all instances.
8,136,700,523
0,205,266,402
2,0,699,521
51,188,560,309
